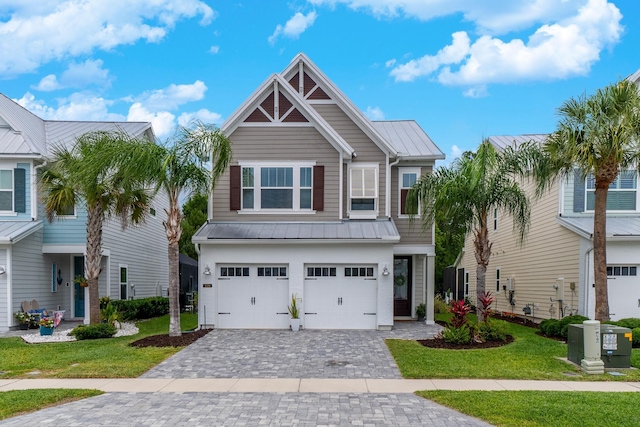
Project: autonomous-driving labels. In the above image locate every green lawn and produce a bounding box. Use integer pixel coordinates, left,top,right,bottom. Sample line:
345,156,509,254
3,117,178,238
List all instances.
0,389,103,420
387,315,640,381
418,390,640,427
0,313,198,379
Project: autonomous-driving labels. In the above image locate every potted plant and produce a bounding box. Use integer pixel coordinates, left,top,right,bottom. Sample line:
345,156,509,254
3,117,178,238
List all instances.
39,317,54,336
75,275,88,287
415,303,426,322
14,311,31,330
288,294,301,332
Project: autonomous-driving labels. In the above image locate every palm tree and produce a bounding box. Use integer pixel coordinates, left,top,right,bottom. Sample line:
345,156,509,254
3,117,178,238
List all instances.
535,79,640,321
39,131,158,324
156,121,232,336
407,140,536,321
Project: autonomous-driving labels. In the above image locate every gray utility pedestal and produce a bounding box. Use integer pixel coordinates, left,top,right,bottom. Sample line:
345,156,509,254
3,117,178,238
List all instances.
567,324,632,368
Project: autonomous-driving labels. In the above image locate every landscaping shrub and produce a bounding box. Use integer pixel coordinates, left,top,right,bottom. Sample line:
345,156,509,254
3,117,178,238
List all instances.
632,328,640,348
614,318,640,330
559,315,590,339
434,295,448,314
539,318,560,337
477,291,495,321
442,324,471,344
99,296,111,310
109,297,169,320
476,319,508,342
449,300,472,328
71,323,117,340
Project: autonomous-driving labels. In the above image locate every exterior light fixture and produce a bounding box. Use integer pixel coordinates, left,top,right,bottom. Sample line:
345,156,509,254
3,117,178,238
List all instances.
203,265,211,275
382,266,390,276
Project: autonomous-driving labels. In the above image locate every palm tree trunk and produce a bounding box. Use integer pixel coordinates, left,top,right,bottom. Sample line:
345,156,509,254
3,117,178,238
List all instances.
86,202,104,324
164,196,183,337
473,212,492,322
593,183,610,321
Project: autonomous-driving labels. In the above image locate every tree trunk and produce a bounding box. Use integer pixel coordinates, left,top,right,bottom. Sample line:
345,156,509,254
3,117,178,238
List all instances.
593,182,610,321
473,211,492,322
86,202,104,324
164,193,183,337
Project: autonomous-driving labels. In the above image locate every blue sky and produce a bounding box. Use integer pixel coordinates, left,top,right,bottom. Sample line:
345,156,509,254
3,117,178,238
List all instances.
1,0,638,163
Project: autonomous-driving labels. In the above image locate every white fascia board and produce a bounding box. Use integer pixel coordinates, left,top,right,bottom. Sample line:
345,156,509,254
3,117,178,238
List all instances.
0,221,43,244
556,217,592,239
393,244,435,256
221,74,355,157
281,54,398,157
194,238,400,245
398,154,446,161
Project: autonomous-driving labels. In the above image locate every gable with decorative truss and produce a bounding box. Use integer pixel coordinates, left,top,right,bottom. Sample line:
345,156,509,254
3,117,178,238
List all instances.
244,83,310,123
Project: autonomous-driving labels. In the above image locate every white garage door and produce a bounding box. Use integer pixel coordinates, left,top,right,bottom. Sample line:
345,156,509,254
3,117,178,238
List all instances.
304,265,377,329
608,265,640,320
217,265,290,329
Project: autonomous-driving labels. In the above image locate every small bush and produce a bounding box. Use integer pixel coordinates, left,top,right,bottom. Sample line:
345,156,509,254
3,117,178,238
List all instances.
614,318,640,330
559,315,590,339
99,296,111,310
70,323,117,340
434,295,448,314
476,319,508,342
442,325,471,344
632,328,640,348
449,300,472,328
415,303,426,319
109,297,169,320
539,319,560,337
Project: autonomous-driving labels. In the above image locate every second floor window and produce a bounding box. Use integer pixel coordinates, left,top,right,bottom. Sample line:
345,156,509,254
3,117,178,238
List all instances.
349,165,378,218
0,170,12,211
399,168,420,216
586,170,637,211
241,164,313,211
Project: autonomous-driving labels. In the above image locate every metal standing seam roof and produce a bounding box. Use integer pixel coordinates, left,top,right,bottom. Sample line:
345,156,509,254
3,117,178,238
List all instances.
193,220,401,242
372,120,445,159
488,134,548,150
557,216,640,240
628,68,640,84
44,121,153,151
0,93,46,155
0,221,43,244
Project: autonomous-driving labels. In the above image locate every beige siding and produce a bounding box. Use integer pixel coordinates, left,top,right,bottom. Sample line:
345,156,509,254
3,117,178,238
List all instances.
414,255,425,309
391,166,433,244
311,104,387,218
212,126,340,221
460,179,581,321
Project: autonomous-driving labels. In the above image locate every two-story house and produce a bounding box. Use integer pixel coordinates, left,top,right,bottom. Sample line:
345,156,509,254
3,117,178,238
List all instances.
456,133,640,322
0,93,169,332
193,53,444,330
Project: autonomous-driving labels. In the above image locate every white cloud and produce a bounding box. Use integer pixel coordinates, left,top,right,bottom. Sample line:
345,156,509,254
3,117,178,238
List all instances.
388,0,622,87
365,106,385,120
462,85,488,98
209,45,220,54
450,144,463,159
133,81,208,110
268,11,317,44
0,0,216,77
127,103,176,138
178,109,223,127
385,59,396,68
33,59,112,91
15,91,125,121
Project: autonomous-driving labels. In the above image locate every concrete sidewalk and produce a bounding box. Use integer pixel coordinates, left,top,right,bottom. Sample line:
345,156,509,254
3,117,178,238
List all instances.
1,378,639,393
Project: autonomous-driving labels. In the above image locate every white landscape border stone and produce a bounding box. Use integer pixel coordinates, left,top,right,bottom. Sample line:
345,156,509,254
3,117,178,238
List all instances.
21,322,139,344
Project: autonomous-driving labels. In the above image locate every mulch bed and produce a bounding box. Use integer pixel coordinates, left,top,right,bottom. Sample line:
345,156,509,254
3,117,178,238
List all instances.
130,328,212,348
418,334,514,350
491,312,538,328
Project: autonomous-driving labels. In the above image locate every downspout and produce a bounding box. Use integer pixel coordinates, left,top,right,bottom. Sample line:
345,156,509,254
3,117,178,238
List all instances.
6,246,11,329
387,156,400,218
584,246,594,317
339,152,344,220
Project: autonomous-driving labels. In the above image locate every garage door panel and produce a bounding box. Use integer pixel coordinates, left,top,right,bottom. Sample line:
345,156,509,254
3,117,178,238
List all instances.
608,265,640,320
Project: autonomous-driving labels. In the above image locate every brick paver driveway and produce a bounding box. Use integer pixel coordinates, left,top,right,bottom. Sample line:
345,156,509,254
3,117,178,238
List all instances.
142,322,442,379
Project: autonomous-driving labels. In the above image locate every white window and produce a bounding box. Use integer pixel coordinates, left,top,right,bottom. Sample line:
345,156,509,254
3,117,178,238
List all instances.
240,163,314,211
349,164,378,219
586,170,637,211
119,265,128,300
493,207,498,231
0,170,12,211
464,272,469,297
399,167,420,216
496,268,501,293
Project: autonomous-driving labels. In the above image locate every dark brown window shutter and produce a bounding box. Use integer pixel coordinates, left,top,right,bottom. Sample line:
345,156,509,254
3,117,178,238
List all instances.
400,189,408,215
313,165,324,211
230,165,241,210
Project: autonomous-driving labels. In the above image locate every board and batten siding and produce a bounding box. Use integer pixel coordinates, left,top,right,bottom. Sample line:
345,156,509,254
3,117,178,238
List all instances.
212,126,340,221
461,179,581,321
101,191,170,300
311,104,387,219
390,166,433,244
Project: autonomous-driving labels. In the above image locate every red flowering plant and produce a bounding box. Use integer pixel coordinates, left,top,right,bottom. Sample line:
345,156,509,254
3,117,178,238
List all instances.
448,300,472,328
477,291,495,323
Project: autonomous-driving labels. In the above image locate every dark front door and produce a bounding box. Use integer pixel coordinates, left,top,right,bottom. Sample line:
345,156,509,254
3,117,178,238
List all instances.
393,256,412,316
74,256,85,317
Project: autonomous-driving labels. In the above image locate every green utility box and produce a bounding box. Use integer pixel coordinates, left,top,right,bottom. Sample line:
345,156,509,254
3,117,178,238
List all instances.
567,324,632,368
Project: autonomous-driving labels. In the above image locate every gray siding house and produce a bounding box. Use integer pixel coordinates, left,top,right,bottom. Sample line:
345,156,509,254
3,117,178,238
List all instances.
193,53,444,330
0,93,169,331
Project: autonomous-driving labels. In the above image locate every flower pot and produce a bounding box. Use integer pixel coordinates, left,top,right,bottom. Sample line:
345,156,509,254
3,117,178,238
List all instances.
39,326,54,336
19,323,29,330
290,318,301,332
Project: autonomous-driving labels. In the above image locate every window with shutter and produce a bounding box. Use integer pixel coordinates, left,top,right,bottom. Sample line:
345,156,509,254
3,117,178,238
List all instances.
586,170,637,211
0,170,13,211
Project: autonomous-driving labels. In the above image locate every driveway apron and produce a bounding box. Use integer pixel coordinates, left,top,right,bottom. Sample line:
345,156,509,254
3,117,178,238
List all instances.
141,322,443,379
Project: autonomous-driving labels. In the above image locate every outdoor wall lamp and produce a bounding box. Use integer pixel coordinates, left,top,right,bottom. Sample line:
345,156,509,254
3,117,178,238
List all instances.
382,265,390,276
57,269,63,285
203,265,211,275
0,266,5,275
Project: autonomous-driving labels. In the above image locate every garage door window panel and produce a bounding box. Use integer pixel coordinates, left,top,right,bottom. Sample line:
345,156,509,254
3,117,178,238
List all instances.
220,267,250,277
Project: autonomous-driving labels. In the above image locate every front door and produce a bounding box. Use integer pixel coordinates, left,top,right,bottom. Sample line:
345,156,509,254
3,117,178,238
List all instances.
74,256,85,317
394,256,412,316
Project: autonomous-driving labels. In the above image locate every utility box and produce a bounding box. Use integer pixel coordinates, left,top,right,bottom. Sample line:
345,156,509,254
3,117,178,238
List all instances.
568,324,632,368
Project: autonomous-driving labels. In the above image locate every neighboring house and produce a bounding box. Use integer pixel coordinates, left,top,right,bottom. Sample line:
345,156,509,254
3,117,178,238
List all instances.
0,93,169,332
193,53,444,330
455,134,640,322
179,253,198,295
